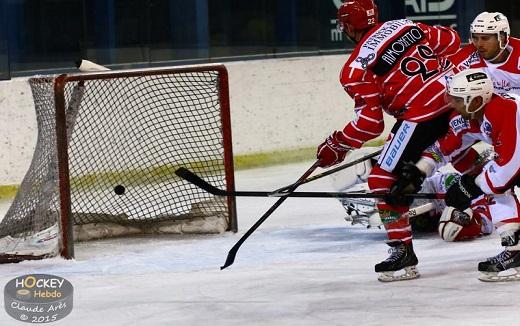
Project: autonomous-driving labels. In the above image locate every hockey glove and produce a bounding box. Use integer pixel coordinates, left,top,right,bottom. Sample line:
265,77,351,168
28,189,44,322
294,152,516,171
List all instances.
445,174,483,211
317,131,353,168
438,207,473,241
385,162,426,206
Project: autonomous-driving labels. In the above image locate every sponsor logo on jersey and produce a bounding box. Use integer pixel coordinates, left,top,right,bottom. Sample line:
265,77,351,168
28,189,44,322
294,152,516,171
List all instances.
492,80,520,93
449,115,470,134
488,164,496,174
362,19,412,51
428,146,444,163
379,209,401,223
482,121,492,135
355,53,375,69
443,173,460,189
457,51,481,70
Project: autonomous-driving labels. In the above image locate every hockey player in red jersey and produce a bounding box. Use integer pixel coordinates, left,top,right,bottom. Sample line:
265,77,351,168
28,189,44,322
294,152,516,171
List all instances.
418,12,520,185
400,11,520,249
441,70,520,281
450,12,520,96
316,0,461,281
395,69,520,281
396,10,520,247
337,12,520,238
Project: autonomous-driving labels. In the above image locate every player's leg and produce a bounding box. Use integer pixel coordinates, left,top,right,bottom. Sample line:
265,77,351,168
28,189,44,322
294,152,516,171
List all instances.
369,165,418,281
477,194,520,281
369,112,450,282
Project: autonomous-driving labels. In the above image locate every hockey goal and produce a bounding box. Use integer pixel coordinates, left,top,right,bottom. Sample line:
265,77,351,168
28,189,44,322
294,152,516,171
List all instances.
0,64,237,262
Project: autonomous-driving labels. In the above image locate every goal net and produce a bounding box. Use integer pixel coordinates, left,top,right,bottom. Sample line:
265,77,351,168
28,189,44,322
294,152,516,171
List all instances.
0,64,237,262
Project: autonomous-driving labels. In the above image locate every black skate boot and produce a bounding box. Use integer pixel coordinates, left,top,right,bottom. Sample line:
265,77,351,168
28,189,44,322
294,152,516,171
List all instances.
478,230,520,282
375,240,419,282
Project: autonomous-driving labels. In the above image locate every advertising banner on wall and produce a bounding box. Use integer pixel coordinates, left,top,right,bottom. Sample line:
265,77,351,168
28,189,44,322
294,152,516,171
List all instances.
322,0,484,50
405,0,458,29
321,0,347,48
405,0,484,41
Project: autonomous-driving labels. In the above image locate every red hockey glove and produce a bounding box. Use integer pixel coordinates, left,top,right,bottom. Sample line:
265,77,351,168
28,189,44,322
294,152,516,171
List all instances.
316,131,353,168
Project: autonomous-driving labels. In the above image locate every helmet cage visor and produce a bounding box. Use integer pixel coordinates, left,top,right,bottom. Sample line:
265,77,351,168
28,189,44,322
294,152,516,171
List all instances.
445,92,485,116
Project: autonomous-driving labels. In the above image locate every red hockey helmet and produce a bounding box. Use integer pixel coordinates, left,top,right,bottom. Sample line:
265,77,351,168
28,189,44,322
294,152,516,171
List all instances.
337,0,379,32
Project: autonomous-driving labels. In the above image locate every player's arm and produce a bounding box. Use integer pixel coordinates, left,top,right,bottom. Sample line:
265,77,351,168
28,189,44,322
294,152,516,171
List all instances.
418,22,461,57
340,67,385,148
445,106,520,210
317,67,384,167
475,114,520,194
388,115,480,199
417,115,480,177
445,43,481,70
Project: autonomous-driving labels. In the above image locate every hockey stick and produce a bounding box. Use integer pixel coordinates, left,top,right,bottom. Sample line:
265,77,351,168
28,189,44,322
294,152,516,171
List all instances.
406,202,436,218
219,161,321,270
270,148,382,195
175,167,445,199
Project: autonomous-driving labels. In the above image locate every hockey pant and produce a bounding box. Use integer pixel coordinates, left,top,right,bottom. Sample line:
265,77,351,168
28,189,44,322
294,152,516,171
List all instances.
368,112,450,243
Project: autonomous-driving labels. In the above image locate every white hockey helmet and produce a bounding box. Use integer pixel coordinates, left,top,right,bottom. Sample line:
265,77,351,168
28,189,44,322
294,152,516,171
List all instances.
446,69,494,116
470,12,510,49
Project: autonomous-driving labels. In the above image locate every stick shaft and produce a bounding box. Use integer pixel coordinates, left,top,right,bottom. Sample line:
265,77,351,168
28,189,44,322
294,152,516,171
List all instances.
271,149,381,195
174,167,445,200
220,161,320,269
405,202,436,218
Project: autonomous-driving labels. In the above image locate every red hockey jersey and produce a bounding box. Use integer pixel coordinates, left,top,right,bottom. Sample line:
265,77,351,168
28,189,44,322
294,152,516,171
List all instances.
339,19,460,148
448,37,520,96
420,111,484,172
422,95,520,194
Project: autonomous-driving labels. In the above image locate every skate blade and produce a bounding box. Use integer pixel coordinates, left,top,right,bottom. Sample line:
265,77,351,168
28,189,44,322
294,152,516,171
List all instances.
478,268,520,282
378,266,420,282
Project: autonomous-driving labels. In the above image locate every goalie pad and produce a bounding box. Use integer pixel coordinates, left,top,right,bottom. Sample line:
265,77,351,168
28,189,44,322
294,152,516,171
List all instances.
339,183,382,228
330,146,377,191
338,170,458,229
330,147,381,227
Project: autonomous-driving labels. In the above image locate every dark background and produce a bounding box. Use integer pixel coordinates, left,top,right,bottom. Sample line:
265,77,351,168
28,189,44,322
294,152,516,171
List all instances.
0,0,516,79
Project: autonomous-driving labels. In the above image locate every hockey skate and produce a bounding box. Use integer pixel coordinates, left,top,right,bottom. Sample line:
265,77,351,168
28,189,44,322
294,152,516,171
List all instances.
477,249,520,282
375,240,420,282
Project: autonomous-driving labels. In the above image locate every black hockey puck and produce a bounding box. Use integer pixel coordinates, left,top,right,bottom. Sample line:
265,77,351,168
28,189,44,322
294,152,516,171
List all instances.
114,185,126,195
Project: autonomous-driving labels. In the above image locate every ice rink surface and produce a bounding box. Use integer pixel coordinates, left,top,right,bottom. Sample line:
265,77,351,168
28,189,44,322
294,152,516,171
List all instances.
0,160,519,325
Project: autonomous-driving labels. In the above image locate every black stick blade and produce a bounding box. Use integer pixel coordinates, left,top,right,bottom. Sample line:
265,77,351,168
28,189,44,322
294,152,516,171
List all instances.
175,168,227,196
220,246,239,270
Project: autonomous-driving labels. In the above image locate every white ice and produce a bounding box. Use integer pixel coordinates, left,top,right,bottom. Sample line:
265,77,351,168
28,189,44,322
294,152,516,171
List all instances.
0,160,520,326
